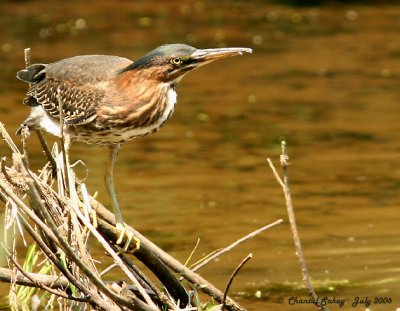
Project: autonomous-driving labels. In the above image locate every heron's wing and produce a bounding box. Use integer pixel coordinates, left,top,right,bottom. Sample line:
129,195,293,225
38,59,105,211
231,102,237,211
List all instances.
17,55,133,125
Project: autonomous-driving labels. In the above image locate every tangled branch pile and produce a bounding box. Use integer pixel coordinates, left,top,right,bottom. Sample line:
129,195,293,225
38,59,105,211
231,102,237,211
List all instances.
0,123,264,311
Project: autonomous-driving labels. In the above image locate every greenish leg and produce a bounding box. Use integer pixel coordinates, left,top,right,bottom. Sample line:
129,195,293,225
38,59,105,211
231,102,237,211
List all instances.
105,144,139,252
105,144,123,225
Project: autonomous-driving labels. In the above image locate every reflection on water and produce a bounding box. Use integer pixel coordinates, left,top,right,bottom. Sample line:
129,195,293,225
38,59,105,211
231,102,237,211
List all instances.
1,1,400,310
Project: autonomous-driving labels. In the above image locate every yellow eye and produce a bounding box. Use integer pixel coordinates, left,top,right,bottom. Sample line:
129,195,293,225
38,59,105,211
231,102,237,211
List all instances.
170,57,182,66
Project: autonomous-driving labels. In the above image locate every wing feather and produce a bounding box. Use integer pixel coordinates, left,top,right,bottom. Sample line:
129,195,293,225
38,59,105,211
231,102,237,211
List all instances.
17,55,133,126
33,79,102,125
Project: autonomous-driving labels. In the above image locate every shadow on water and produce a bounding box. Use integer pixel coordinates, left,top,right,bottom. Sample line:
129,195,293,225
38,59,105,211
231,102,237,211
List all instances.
1,1,400,310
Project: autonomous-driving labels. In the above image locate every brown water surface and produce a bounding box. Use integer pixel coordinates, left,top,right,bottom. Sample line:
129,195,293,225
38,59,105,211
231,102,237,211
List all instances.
1,1,400,310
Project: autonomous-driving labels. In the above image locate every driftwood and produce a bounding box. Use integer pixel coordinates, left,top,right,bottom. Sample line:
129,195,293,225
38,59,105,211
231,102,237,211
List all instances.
0,120,283,310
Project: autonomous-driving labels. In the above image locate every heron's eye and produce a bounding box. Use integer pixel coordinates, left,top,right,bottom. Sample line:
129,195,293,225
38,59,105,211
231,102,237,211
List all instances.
170,57,183,66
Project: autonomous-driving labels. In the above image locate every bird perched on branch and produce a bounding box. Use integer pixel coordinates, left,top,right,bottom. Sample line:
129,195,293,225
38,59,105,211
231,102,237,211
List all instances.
17,43,252,249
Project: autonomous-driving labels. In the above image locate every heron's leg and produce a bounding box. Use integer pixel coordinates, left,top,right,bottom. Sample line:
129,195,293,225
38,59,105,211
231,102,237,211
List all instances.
105,144,123,224
105,144,140,252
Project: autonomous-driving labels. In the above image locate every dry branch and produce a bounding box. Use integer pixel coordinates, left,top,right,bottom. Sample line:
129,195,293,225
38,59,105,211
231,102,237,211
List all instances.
222,253,252,310
191,219,283,272
0,266,69,290
267,141,329,311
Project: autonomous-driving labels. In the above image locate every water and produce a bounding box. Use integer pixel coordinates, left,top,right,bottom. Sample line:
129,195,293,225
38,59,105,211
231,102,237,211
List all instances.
1,1,400,310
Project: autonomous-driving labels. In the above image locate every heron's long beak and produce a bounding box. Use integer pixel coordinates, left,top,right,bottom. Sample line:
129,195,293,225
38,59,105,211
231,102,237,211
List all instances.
169,46,252,83
190,47,252,65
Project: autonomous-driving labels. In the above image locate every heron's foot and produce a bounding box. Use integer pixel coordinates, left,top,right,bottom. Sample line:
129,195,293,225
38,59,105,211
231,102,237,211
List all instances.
115,222,140,253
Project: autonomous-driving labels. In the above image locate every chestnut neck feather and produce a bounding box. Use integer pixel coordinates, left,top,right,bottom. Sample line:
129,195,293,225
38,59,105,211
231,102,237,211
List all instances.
98,68,175,128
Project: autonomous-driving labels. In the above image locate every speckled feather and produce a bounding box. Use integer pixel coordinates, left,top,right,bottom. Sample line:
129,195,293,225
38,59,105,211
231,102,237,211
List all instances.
18,55,132,126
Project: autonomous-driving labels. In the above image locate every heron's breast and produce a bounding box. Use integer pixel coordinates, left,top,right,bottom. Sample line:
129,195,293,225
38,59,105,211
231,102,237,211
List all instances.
70,86,177,145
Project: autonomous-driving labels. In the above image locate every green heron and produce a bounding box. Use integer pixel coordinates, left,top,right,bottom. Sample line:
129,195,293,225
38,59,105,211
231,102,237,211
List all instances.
16,44,252,248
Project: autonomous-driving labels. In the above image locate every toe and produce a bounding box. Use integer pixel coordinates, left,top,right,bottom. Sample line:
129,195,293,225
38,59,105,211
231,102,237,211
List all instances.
114,223,140,253
116,222,127,245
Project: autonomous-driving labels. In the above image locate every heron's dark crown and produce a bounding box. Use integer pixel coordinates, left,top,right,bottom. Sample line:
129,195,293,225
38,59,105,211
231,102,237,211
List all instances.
122,44,196,71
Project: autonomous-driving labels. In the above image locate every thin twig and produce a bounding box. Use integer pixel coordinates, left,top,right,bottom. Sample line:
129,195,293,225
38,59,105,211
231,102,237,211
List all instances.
24,48,31,68
0,122,21,154
222,253,252,310
184,238,201,267
0,266,69,289
21,127,30,168
266,158,284,188
56,89,70,193
1,158,17,187
191,219,283,272
35,129,57,176
267,141,329,311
